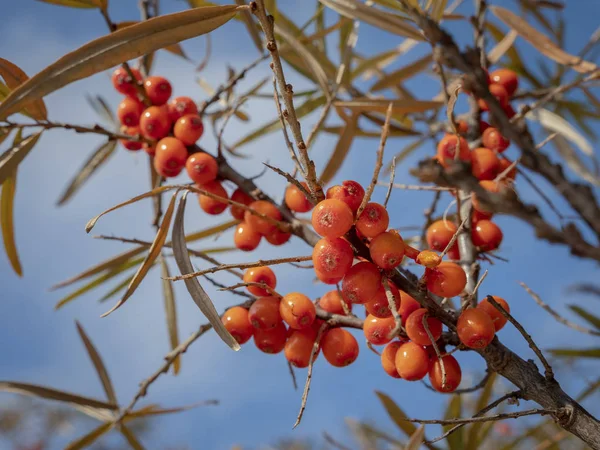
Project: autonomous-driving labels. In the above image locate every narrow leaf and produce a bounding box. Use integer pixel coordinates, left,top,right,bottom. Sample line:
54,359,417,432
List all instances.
171,192,240,351
568,305,600,330
1,171,21,276
335,98,443,114
370,54,432,92
101,192,178,317
488,29,518,64
444,395,464,450
115,21,191,60
405,425,424,450
319,114,358,184
36,0,102,8
549,348,600,358
0,132,42,186
86,94,115,125
0,58,47,120
75,321,117,405
375,391,417,438
57,140,117,205
99,274,136,303
160,257,180,374
0,5,240,120
466,372,497,450
550,134,600,187
120,425,146,450
65,423,114,450
127,401,216,419
351,49,398,81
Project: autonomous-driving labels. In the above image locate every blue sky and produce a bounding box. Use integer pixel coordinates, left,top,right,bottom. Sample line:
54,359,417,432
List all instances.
1,0,600,449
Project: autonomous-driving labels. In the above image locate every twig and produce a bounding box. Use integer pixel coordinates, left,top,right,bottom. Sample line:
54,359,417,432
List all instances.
378,182,453,192
287,361,298,391
439,214,469,259
409,408,555,425
463,269,488,309
423,312,446,389
263,162,316,205
219,281,282,298
420,191,443,248
383,157,397,208
202,275,253,299
383,278,403,339
216,98,248,158
486,295,554,381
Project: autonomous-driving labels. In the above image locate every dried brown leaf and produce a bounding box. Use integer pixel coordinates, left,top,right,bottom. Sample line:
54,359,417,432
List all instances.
335,98,442,114
160,257,180,375
0,132,42,187
0,57,47,120
1,171,21,276
65,423,114,450
370,54,432,92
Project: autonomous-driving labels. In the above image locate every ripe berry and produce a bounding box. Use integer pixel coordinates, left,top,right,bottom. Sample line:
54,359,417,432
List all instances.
369,231,405,269
325,180,365,214
381,341,402,378
185,152,218,185
285,328,319,368
285,182,313,213
230,188,253,221
472,180,500,216
119,126,143,151
253,321,287,354
248,296,281,330
497,158,517,181
416,250,441,268
168,96,198,122
405,308,442,346
446,245,461,261
436,134,470,168
265,228,292,246
139,106,171,140
153,137,188,177
198,180,229,215
482,127,510,153
426,262,467,298
395,342,430,381
490,68,519,97
472,220,503,251
365,282,400,318
314,270,343,285
319,290,352,315
356,203,389,238
233,222,261,251
429,354,462,392
478,83,509,111
144,76,172,106
280,292,316,330
111,67,142,97
399,291,421,324
342,262,382,304
363,314,396,345
471,147,500,181
117,97,144,126
426,220,457,252
243,266,276,296
478,296,509,331
245,200,283,235
221,306,253,344
311,199,354,238
312,237,354,279
458,308,495,349
174,114,204,145
456,120,490,136
503,103,516,119
321,328,359,367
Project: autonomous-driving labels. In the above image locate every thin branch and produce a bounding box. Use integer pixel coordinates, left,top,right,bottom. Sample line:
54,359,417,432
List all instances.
218,281,282,298
409,408,555,425
287,361,298,391
423,312,446,389
384,277,403,339
378,182,453,192
383,156,397,208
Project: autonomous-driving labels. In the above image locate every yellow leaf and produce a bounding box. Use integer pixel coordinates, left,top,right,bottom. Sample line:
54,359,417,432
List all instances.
375,391,418,438
488,29,518,65
319,114,359,184
36,0,102,8
120,425,145,450
370,54,432,92
0,132,42,189
160,257,180,375
0,5,241,120
335,98,443,114
0,58,47,120
1,171,21,276
115,21,190,60
65,423,114,450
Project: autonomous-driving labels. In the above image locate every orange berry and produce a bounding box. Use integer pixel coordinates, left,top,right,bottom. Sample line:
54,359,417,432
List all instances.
504,103,516,119
245,200,283,235
285,182,313,213
325,180,365,213
280,292,316,330
405,308,442,346
471,147,500,181
426,220,457,252
285,328,319,368
369,231,405,270
139,106,171,140
446,245,461,261
185,152,218,185
198,180,229,215
119,126,143,151
314,270,343,285
221,306,253,345
233,222,261,252
248,296,281,330
311,199,354,238
429,354,462,392
395,341,430,381
321,328,359,367
472,180,500,215
426,262,467,298
312,237,354,279
472,220,503,251
365,281,400,318
356,203,389,238
253,321,287,354
497,158,517,181
319,290,352,315
243,266,276,296
363,314,396,345
153,137,188,177
477,296,509,331
168,96,198,122
399,291,421,324
457,308,495,349
482,127,510,153
266,228,292,246
478,83,509,111
490,68,519,97
342,262,382,304
381,341,402,378
143,75,172,106
230,188,253,221
436,134,471,168
111,67,142,97
117,97,144,126
416,250,441,268
174,114,204,145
